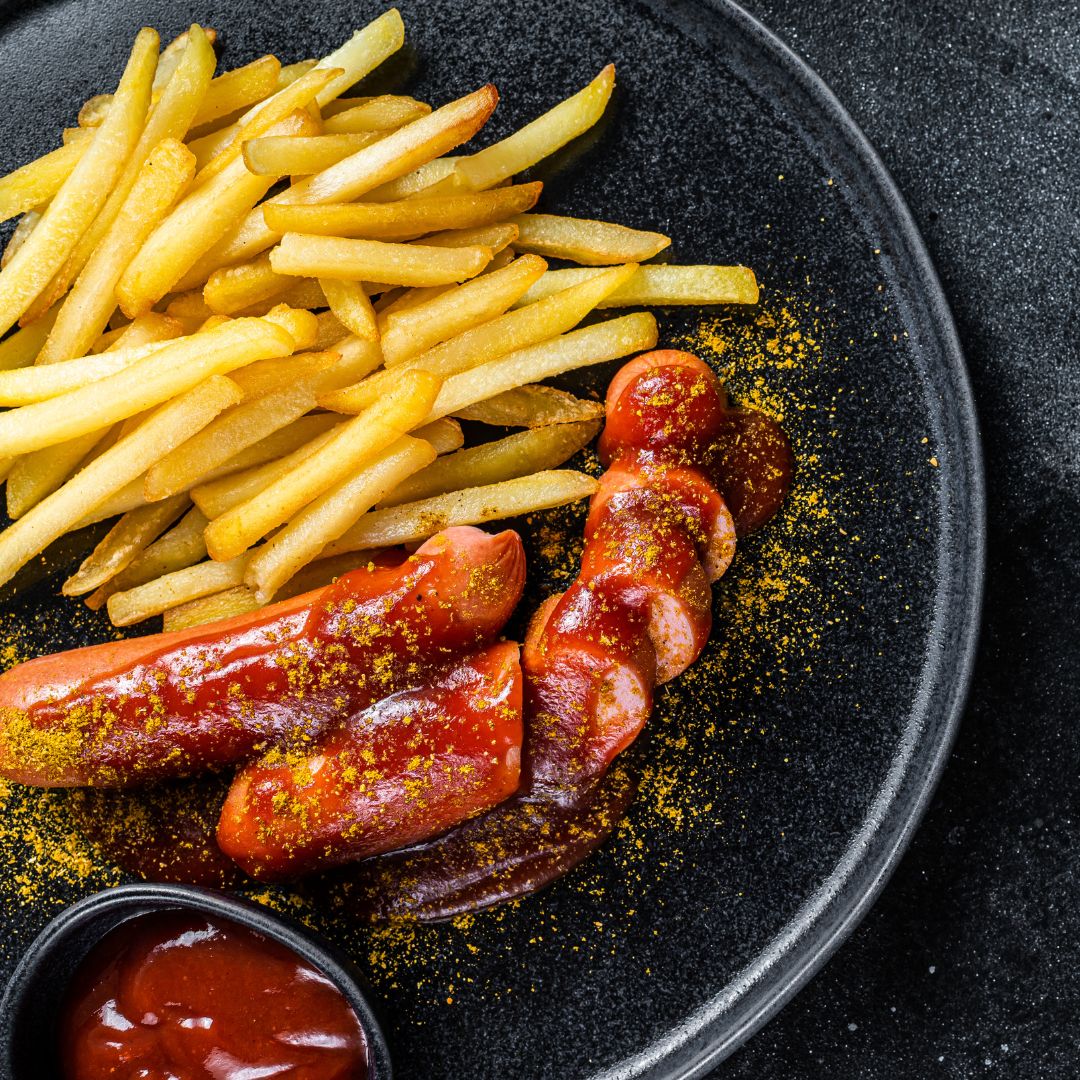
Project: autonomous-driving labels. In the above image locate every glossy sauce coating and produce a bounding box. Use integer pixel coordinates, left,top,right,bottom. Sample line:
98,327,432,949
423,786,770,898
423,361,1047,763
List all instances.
62,911,368,1080
218,643,524,880
341,350,792,919
0,527,524,787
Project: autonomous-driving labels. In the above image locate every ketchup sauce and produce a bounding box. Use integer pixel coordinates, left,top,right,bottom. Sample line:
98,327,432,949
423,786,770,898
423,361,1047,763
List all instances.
62,910,369,1080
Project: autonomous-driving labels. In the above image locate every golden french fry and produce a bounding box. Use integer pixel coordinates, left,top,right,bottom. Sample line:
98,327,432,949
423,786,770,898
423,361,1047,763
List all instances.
204,369,441,561
310,12,406,108
178,86,499,283
457,65,614,191
323,469,597,556
271,233,492,286
516,263,761,307
423,311,658,422
260,304,319,350
190,56,281,130
192,422,342,519
453,384,605,427
28,26,217,322
0,29,158,337
379,253,547,365
419,222,518,251
0,140,90,224
193,65,342,186
415,417,464,454
94,312,184,353
322,93,427,118
313,309,349,349
246,434,434,601
144,375,326,500
155,25,217,93
2,210,43,270
323,95,430,134
6,428,111,520
203,254,293,315
85,505,210,609
318,277,378,339
118,111,316,316
108,553,251,626
0,318,293,455
262,182,541,242
0,340,179,405
243,278,326,315
509,213,670,265
227,349,341,398
0,306,60,371
242,132,380,176
162,584,262,631
77,94,111,128
36,139,196,364
165,290,215,322
322,262,636,412
363,156,459,202
380,421,599,508
63,495,190,596
0,376,240,588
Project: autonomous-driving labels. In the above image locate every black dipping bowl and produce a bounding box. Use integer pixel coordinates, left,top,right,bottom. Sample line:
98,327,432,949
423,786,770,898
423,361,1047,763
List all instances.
0,883,393,1080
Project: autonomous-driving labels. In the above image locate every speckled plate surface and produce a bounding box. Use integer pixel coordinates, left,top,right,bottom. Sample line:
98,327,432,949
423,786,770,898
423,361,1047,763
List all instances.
0,1,983,1077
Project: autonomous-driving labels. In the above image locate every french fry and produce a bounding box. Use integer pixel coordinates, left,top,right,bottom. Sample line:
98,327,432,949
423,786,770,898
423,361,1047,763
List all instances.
162,585,262,631
36,139,196,364
0,140,90,224
456,65,614,191
260,304,319,350
363,156,459,202
93,312,184,353
191,422,343,520
0,375,240,588
515,264,761,307
420,222,518,251
117,111,316,316
274,549,387,599
380,421,599,507
0,29,159,336
246,434,435,601
422,311,658,422
2,210,43,270
270,233,492,286
108,553,251,626
29,26,217,322
165,290,215,323
6,429,110,519
242,133,380,176
321,470,598,557
0,339,180,405
453,384,604,427
0,306,60,371
323,95,430,134
509,213,670,265
262,182,541,242
313,309,349,349
177,85,498,283
62,494,189,596
322,262,637,412
203,254,294,315
0,318,293,455
415,417,464,454
318,277,378,339
86,505,210,609
154,26,217,94
192,64,342,186
204,369,440,561
143,374,328,500
379,253,547,365
227,349,342,398
190,56,281,130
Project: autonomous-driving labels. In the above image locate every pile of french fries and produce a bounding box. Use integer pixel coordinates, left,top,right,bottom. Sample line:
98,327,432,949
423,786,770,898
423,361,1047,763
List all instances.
0,11,759,632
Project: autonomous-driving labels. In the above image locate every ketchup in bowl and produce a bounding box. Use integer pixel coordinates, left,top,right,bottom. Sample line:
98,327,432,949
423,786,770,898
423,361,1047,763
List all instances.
61,909,369,1080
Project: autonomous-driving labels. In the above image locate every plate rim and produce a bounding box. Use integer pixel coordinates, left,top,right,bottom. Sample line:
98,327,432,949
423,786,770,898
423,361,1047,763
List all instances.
597,0,987,1075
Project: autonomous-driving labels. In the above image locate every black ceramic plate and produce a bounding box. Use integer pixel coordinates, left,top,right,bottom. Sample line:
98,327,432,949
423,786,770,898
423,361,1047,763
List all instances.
0,1,982,1077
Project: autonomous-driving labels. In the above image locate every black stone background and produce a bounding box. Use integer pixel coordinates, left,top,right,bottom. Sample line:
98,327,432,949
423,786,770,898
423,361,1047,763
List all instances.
722,2,1080,1078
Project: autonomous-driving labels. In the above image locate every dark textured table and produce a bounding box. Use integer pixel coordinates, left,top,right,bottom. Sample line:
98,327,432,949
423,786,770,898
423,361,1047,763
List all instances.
719,2,1079,1077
